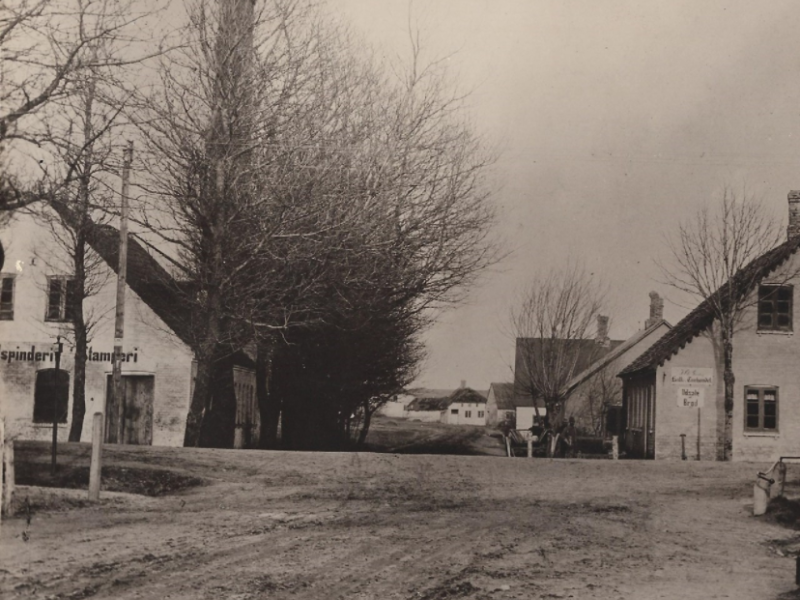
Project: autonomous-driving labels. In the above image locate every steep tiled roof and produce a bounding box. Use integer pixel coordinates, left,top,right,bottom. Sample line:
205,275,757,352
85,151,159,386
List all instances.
47,200,195,347
513,337,624,402
564,319,671,393
449,387,487,405
406,396,450,412
620,236,800,377
85,222,195,347
489,382,515,410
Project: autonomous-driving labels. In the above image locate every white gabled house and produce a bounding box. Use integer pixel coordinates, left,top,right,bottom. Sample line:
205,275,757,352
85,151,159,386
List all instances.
0,207,259,447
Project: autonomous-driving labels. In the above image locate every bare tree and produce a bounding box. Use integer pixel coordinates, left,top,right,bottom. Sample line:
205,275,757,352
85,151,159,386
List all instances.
659,187,786,460
510,263,608,440
0,0,166,210
134,0,500,448
7,0,168,441
576,365,621,436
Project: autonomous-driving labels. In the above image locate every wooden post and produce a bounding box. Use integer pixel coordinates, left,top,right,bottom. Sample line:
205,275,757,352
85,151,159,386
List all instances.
611,435,619,460
52,336,63,474
696,407,701,461
771,462,787,500
3,437,14,517
88,412,103,501
527,438,533,458
111,141,133,444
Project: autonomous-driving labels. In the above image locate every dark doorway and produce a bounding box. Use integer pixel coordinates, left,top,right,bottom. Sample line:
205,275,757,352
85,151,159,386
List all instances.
105,375,154,445
33,369,69,423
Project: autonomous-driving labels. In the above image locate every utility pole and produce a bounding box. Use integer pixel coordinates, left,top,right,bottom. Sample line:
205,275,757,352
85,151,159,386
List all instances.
111,141,133,443
51,335,63,474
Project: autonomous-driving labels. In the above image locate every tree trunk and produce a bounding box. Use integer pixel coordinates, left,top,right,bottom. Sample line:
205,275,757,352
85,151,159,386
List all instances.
68,321,88,441
356,398,372,447
722,329,734,461
184,353,213,447
199,357,236,448
256,344,280,449
68,234,88,442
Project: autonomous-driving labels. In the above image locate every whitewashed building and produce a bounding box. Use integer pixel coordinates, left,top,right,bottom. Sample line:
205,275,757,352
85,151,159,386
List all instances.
0,207,258,447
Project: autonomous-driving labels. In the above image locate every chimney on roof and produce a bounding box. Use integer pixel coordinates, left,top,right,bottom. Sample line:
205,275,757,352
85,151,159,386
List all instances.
595,315,610,347
789,191,800,240
644,291,664,329
460,379,466,389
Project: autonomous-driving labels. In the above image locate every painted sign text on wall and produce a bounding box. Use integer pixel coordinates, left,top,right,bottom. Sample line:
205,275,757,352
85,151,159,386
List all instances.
0,344,139,364
672,367,712,408
676,386,705,408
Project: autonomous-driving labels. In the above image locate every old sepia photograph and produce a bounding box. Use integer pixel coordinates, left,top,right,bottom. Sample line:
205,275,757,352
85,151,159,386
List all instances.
3,1,800,598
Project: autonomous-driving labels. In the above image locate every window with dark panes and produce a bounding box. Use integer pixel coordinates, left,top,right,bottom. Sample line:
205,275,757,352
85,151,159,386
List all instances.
45,277,77,322
0,275,14,319
465,410,472,418
758,285,793,331
450,408,458,415
745,386,778,432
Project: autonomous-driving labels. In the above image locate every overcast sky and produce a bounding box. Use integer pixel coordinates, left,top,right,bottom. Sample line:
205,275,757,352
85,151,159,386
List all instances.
328,0,800,391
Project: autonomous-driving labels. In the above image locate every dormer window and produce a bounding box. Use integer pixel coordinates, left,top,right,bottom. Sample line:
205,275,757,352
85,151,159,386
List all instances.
758,285,793,332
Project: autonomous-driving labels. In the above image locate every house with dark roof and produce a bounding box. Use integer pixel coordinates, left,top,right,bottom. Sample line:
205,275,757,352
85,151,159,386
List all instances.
442,387,487,425
486,382,515,425
561,293,671,436
0,206,258,448
392,384,488,424
512,316,624,429
618,192,800,461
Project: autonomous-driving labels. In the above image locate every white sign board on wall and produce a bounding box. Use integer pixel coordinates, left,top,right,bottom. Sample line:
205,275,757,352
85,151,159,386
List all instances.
672,367,713,408
676,386,705,408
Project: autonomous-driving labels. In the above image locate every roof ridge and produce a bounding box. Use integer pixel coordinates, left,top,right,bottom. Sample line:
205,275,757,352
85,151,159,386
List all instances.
620,237,800,377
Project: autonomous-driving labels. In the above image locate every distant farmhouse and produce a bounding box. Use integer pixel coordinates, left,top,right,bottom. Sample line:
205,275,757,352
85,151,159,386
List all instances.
485,382,515,425
619,192,800,461
0,207,259,448
382,383,488,425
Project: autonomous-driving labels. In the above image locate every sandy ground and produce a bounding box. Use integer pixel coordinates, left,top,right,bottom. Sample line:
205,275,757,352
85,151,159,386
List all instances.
1,446,799,600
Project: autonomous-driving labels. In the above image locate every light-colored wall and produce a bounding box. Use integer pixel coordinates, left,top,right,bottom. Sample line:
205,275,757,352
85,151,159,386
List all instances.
443,401,486,426
567,322,670,434
654,334,721,461
516,406,547,430
0,210,194,446
650,251,800,461
404,409,443,422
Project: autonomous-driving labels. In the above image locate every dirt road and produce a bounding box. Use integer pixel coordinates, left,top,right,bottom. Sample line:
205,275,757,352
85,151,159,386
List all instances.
1,446,798,599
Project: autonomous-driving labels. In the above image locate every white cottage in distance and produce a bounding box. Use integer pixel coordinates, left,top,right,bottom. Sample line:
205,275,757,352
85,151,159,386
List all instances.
0,206,259,448
381,382,488,425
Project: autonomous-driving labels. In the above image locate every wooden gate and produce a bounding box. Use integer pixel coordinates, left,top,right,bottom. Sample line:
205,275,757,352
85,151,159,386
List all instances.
105,375,154,445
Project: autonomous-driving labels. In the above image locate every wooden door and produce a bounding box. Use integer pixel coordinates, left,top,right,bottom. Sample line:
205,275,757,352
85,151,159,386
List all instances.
105,375,154,445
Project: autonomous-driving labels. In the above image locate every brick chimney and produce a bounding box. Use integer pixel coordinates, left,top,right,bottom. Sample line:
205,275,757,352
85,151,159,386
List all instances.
789,191,800,240
596,315,610,347
460,379,466,389
644,291,664,329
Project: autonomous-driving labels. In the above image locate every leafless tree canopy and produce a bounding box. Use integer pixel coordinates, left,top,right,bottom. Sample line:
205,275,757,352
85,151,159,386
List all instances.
659,186,786,459
511,263,607,427
125,0,499,447
0,0,167,210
